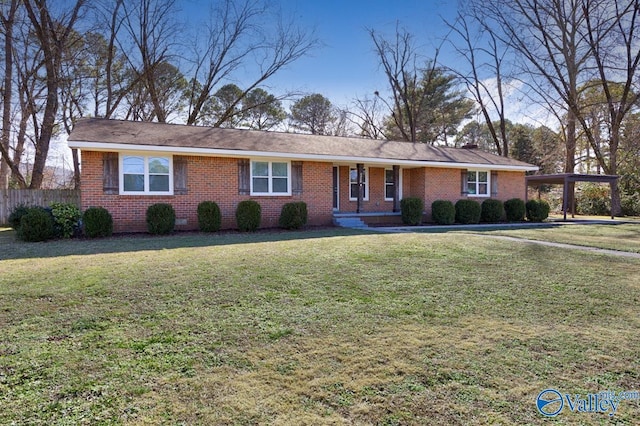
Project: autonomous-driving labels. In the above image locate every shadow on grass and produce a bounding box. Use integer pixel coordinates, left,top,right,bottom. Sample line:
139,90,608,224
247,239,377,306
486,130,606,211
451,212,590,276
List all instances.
0,227,373,260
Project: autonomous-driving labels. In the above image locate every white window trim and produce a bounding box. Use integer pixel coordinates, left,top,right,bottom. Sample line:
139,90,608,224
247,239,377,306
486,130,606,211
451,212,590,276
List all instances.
467,170,490,197
384,167,402,201
349,166,369,201
119,154,173,195
250,160,291,196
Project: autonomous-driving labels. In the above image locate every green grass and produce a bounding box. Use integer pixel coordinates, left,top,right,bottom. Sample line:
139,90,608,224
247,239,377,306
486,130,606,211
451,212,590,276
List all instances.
476,223,640,253
1,226,639,424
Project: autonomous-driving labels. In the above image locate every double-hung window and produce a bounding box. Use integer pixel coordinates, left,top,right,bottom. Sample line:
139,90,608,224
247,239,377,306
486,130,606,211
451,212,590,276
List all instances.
121,155,172,195
467,170,489,196
251,161,290,195
384,169,395,201
349,167,368,200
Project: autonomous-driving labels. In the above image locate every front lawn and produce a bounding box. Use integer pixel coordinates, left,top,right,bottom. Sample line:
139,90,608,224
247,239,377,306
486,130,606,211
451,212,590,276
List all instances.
477,223,640,253
1,228,639,424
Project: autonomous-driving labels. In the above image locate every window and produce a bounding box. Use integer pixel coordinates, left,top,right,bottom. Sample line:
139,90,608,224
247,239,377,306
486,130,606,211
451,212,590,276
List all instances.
467,170,489,196
349,167,368,200
251,161,290,195
385,169,395,201
121,155,172,195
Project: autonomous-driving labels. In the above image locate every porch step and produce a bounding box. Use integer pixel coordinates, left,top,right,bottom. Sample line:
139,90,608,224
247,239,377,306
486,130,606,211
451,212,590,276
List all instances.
333,216,368,229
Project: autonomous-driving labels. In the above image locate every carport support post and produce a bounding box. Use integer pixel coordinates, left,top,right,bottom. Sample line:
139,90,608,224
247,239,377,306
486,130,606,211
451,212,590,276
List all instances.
563,177,569,221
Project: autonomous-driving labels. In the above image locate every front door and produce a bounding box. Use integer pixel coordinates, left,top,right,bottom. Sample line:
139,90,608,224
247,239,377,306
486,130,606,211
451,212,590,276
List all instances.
333,166,339,211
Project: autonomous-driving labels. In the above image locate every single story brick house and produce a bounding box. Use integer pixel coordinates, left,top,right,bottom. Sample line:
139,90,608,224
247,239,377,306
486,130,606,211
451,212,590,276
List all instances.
67,118,538,232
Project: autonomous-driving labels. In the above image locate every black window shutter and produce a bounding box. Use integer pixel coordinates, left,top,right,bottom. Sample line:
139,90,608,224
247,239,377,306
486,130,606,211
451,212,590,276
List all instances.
491,171,498,196
460,169,468,195
238,159,250,195
103,152,119,194
173,156,188,195
292,161,303,195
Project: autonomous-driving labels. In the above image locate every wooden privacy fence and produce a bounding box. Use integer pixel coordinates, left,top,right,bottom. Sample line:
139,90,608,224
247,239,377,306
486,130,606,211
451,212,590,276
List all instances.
0,189,80,225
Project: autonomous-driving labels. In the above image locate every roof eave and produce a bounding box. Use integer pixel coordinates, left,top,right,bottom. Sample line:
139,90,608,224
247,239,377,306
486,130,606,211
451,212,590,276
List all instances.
68,140,539,172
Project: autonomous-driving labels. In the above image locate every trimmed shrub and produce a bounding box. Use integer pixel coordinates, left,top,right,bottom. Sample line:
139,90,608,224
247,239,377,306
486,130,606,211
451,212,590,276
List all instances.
504,198,526,222
526,199,550,222
279,201,308,230
480,199,504,223
400,197,424,225
8,204,31,230
455,199,481,224
50,202,82,239
431,200,455,225
236,200,261,232
621,192,640,217
83,207,113,238
17,207,54,242
146,203,176,235
197,201,222,232
576,184,610,216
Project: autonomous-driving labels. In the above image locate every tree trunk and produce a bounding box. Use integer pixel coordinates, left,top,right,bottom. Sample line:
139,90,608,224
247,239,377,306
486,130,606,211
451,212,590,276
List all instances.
0,0,18,189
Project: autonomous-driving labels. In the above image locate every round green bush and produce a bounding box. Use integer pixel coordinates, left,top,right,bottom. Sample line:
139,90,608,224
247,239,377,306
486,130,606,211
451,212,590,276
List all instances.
236,200,261,232
431,200,455,225
146,203,176,235
279,201,308,230
400,197,424,225
455,199,481,224
197,201,222,232
621,192,640,216
526,199,550,222
17,207,54,242
504,198,526,222
50,202,82,239
480,199,504,223
8,204,31,230
83,207,113,238
576,184,610,216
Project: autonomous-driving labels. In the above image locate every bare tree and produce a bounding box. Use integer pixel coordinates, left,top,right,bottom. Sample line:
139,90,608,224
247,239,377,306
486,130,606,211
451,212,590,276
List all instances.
22,0,86,189
370,25,472,144
482,0,640,215
185,0,318,127
0,0,20,188
445,8,511,156
580,0,640,214
120,0,181,123
348,95,387,139
369,25,425,142
484,1,584,171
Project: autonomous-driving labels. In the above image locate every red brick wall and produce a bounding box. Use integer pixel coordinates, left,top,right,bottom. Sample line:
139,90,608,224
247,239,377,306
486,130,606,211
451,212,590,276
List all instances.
417,168,527,219
81,151,528,231
80,151,333,232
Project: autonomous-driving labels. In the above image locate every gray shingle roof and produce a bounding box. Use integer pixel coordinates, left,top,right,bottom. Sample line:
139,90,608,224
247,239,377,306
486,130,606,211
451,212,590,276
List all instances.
68,118,537,170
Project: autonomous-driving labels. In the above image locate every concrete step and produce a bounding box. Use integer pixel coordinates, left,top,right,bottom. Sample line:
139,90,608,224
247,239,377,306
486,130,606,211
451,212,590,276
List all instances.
333,216,368,228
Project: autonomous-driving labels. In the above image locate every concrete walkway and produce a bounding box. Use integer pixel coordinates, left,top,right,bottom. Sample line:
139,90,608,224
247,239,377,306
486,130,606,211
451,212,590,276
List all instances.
470,234,640,259
368,219,640,259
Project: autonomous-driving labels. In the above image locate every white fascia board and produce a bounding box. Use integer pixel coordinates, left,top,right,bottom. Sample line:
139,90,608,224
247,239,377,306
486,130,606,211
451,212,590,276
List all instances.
68,140,539,172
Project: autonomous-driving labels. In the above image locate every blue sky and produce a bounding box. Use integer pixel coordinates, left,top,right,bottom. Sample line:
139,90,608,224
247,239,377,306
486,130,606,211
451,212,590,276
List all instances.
187,0,461,108
270,0,460,106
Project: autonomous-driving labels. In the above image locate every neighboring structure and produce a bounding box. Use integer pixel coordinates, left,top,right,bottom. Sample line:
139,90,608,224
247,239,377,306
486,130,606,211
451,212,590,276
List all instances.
68,118,538,232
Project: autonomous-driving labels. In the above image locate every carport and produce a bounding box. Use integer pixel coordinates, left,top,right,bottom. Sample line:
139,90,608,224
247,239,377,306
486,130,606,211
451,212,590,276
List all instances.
525,173,619,220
